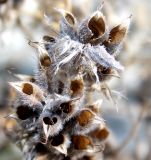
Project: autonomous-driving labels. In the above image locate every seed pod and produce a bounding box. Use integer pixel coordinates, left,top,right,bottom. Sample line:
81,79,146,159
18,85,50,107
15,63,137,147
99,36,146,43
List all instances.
9,82,33,95
60,102,72,114
90,127,109,141
57,8,76,27
70,78,84,97
56,8,76,38
75,109,104,135
97,65,112,81
51,134,64,146
109,17,130,44
29,41,51,67
104,17,131,55
76,110,94,127
51,134,70,155
42,114,63,137
78,11,106,44
72,135,91,150
9,82,45,104
40,55,51,67
22,83,33,95
38,45,51,67
56,97,81,121
16,105,35,120
88,11,106,40
52,94,80,120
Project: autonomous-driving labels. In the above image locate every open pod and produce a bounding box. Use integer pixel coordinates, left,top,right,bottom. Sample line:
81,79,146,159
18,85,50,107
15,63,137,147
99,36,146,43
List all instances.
9,81,45,105
50,134,71,155
56,8,77,38
104,16,131,55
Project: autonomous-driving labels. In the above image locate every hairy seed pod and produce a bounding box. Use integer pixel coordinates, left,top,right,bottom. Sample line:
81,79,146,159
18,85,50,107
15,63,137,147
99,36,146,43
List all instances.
22,83,33,95
88,11,106,39
76,110,94,127
72,135,92,150
103,17,131,55
90,127,109,141
70,78,84,97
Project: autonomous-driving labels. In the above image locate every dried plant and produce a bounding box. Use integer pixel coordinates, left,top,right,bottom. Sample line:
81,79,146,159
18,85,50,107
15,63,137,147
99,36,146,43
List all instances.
4,5,130,160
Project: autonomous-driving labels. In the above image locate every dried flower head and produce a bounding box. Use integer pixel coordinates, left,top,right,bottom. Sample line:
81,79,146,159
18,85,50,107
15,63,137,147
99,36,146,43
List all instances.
6,4,130,160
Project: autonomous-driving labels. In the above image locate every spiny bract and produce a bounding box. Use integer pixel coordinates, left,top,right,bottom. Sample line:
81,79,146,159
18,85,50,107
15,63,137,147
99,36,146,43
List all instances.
6,6,130,160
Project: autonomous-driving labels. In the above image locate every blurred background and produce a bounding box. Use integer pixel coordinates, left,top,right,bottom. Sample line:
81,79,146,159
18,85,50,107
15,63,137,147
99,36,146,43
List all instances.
0,0,151,160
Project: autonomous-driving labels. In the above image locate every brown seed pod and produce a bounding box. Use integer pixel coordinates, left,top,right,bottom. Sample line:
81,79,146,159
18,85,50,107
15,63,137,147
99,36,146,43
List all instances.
64,12,75,26
60,102,73,114
103,17,130,51
43,116,58,125
40,55,51,67
22,83,33,95
57,9,76,26
29,41,51,67
76,110,94,127
109,19,130,44
9,82,45,104
50,134,70,155
88,11,106,39
90,127,109,141
72,135,91,150
97,65,112,81
70,79,84,96
109,26,126,44
42,115,63,137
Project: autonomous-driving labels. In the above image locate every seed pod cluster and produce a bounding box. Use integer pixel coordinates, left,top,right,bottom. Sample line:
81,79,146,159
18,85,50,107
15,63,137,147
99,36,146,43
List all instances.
6,6,130,160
